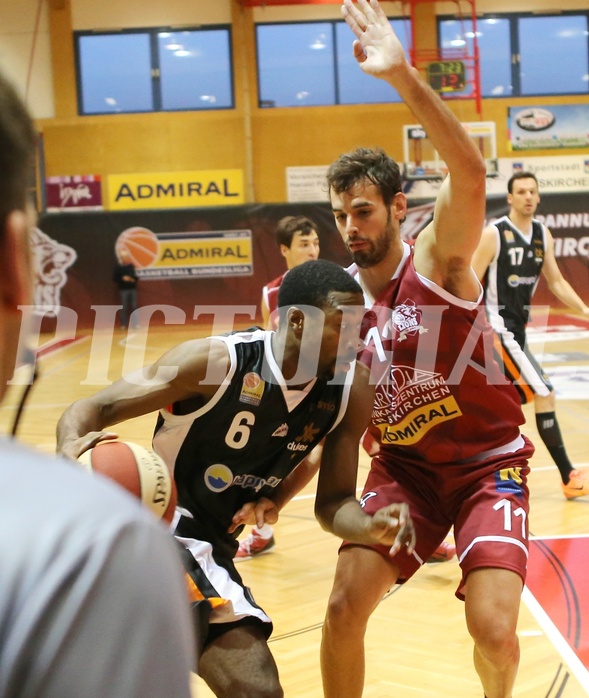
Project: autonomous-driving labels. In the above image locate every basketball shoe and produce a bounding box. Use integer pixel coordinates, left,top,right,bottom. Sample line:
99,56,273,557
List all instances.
562,469,589,500
235,528,276,561
428,540,456,563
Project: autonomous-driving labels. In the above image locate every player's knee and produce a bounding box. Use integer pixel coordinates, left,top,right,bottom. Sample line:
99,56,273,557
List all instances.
470,615,518,662
325,588,368,632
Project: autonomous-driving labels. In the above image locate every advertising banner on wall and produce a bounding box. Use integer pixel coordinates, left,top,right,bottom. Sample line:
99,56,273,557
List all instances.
45,175,103,212
286,166,330,202
107,169,245,210
508,105,589,151
114,227,253,279
404,154,589,200
37,193,588,330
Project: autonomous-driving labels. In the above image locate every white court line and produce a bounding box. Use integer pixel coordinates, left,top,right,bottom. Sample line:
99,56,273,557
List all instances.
522,586,589,695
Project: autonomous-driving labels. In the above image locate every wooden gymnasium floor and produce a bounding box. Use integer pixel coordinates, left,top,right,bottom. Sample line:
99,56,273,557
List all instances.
2,309,588,698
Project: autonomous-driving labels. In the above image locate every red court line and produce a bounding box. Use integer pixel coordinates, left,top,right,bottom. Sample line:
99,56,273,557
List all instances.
526,536,589,692
35,336,87,360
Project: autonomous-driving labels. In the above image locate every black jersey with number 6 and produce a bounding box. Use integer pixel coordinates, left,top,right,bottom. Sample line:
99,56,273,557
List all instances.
152,328,354,558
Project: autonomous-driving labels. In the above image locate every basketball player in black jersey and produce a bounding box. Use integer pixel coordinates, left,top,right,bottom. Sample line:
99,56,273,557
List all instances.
57,259,414,698
472,171,589,499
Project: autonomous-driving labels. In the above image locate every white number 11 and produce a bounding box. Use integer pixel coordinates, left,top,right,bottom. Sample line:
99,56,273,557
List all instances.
494,499,527,538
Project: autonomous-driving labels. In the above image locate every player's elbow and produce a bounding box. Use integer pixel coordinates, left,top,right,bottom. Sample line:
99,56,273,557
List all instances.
314,499,335,533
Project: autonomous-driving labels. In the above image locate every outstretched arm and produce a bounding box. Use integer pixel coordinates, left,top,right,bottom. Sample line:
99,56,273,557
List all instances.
342,0,486,296
56,338,230,460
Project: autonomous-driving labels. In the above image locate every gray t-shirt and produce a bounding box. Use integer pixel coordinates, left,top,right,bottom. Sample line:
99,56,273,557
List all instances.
0,438,195,698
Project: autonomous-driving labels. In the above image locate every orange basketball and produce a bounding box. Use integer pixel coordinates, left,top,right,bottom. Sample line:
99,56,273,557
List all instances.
116,227,159,268
78,441,177,524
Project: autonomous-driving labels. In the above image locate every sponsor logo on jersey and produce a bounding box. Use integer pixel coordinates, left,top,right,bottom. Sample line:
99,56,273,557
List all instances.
204,464,234,492
239,372,265,406
533,240,544,263
376,396,462,446
297,422,321,443
503,229,515,243
392,300,428,342
317,400,336,412
507,274,537,287
287,441,309,453
494,466,525,495
204,463,283,493
272,423,289,437
232,473,282,492
286,421,321,453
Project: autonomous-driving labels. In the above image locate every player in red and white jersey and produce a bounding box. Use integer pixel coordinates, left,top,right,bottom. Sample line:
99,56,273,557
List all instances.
260,215,320,329
314,2,535,697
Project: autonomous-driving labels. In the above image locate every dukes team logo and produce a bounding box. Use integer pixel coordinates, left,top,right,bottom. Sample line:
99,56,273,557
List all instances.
392,299,428,342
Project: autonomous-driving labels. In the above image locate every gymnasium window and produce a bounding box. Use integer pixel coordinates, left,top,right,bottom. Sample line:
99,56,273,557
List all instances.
75,27,234,115
439,12,589,98
256,19,410,108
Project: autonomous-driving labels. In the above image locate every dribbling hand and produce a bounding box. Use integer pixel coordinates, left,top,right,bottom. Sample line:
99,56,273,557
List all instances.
368,502,416,555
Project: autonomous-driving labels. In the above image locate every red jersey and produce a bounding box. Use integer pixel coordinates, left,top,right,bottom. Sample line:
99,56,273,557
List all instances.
358,246,525,464
262,272,287,331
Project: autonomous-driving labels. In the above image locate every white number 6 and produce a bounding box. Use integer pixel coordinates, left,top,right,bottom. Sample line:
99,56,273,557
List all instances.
225,411,255,449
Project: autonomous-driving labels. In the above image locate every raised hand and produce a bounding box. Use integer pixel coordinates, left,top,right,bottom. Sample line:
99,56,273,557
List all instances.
341,0,408,79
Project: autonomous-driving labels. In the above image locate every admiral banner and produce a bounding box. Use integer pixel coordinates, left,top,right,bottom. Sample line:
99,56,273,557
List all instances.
107,169,244,210
509,105,589,151
115,227,253,279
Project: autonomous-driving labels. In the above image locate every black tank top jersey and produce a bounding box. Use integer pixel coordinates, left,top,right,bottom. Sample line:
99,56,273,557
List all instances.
152,328,353,558
483,215,546,334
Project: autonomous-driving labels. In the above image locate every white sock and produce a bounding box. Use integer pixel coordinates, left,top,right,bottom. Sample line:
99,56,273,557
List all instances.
254,523,273,538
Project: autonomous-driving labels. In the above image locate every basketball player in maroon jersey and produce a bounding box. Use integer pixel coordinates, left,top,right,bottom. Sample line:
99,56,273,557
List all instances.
314,2,534,697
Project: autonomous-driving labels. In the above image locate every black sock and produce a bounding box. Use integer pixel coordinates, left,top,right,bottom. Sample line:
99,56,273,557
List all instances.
535,411,574,484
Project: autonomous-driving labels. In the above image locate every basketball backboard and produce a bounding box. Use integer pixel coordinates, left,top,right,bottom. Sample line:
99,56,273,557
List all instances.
403,121,498,180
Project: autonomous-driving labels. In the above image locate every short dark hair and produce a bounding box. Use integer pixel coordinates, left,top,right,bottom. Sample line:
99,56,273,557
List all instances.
0,72,36,233
326,147,402,207
275,215,318,248
507,171,538,194
277,259,361,312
